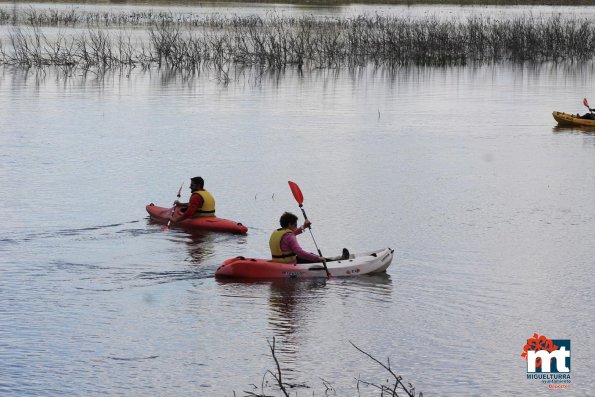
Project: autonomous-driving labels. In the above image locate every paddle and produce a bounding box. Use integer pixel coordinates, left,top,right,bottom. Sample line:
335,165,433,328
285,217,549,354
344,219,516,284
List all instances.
161,182,184,231
288,180,331,278
584,98,593,114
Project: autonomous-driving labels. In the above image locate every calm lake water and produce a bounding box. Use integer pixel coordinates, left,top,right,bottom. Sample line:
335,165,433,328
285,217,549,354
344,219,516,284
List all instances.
1,3,595,397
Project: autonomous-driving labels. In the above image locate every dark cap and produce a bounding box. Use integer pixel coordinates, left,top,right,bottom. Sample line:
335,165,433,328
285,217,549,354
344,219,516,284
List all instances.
190,176,204,187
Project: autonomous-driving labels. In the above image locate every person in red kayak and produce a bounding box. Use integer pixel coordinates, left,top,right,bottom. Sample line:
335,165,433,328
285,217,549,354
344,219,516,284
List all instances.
269,212,323,264
170,176,216,223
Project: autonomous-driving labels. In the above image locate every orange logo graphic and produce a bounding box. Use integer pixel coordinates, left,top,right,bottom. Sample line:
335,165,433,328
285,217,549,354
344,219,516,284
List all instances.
521,333,558,368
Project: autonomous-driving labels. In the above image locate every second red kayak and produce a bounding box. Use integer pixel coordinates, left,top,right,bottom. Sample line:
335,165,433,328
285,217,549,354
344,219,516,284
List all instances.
146,204,248,234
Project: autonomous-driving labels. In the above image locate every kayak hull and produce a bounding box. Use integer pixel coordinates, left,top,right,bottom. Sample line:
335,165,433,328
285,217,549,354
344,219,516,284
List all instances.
215,247,394,279
146,204,248,234
553,111,595,127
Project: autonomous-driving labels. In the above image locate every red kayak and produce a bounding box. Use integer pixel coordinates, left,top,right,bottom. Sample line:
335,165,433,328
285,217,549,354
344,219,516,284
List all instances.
146,204,248,234
215,248,394,279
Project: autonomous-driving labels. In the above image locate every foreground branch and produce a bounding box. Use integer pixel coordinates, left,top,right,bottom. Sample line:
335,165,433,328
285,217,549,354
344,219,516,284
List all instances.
350,341,422,397
236,339,422,397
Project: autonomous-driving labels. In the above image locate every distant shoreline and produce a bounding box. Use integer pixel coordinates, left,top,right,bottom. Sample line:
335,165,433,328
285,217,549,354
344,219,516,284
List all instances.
6,0,595,7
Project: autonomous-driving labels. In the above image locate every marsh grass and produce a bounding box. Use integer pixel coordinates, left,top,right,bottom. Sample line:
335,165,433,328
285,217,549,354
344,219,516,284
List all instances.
1,14,594,75
5,0,595,5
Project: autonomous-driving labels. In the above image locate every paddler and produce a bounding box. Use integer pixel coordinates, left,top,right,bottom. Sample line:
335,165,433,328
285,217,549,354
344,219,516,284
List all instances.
580,97,595,119
269,212,350,264
170,176,216,223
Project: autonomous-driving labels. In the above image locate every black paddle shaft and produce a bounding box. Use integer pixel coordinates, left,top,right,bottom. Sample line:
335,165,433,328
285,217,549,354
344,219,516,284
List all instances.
165,183,184,229
298,205,330,277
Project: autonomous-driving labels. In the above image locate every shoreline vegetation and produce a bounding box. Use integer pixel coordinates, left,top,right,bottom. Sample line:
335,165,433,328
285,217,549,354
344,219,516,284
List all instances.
1,9,594,77
6,0,595,6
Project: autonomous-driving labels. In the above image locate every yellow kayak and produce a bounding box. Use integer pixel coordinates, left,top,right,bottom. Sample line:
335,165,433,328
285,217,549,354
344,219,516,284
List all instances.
553,111,595,127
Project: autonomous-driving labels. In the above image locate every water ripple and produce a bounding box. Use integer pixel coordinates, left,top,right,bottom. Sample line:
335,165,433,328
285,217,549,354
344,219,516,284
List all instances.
107,355,159,361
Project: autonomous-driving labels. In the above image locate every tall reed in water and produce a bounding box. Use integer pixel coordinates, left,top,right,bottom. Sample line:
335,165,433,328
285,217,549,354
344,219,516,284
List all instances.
1,14,594,72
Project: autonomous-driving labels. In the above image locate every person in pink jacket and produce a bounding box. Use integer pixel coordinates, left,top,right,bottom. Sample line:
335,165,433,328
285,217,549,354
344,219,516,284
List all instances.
269,212,349,264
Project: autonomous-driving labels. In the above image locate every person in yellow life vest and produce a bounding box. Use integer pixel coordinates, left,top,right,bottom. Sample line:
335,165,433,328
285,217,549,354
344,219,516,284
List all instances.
170,176,216,223
269,212,324,264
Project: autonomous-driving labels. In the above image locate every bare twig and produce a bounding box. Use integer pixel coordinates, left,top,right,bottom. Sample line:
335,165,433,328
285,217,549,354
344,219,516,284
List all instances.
319,377,335,396
267,337,290,397
234,339,421,396
350,341,421,397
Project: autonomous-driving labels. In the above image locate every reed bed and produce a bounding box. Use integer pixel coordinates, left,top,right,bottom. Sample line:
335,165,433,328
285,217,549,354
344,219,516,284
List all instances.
0,7,273,28
3,0,595,9
1,14,594,74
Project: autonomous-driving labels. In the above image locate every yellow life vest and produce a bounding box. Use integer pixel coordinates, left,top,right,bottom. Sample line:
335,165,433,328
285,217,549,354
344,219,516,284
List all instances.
191,189,216,218
269,228,297,263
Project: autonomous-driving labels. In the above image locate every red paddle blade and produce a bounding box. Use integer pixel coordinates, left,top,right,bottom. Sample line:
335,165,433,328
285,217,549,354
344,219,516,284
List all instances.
288,181,304,205
584,98,589,108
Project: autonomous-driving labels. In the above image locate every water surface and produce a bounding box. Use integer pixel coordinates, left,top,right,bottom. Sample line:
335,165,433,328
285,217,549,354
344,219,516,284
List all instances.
1,5,594,397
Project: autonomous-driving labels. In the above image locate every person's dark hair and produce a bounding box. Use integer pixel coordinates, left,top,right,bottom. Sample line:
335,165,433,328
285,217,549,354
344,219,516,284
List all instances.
279,212,298,228
190,176,204,188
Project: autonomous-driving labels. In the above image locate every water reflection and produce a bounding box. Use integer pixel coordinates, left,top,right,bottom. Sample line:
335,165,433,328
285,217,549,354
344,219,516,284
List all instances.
267,278,327,337
145,218,247,263
552,125,595,135
334,272,394,303
3,58,595,92
138,223,218,283
266,279,326,384
182,231,212,264
216,273,393,386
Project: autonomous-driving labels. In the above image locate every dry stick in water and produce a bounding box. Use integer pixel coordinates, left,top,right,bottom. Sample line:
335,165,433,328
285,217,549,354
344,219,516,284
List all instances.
350,341,421,397
266,337,290,397
241,336,289,397
240,338,421,396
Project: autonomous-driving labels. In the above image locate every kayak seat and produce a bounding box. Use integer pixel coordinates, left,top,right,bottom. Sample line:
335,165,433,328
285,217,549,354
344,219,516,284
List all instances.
341,248,350,260
371,253,377,257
